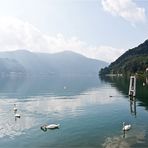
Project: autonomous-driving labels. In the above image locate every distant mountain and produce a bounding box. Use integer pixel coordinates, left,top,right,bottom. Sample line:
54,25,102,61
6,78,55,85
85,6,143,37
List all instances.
0,58,26,76
99,39,148,75
0,50,108,76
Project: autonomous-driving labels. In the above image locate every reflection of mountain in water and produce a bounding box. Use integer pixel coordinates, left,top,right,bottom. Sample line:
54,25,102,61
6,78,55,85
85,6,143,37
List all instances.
0,75,101,98
100,76,148,110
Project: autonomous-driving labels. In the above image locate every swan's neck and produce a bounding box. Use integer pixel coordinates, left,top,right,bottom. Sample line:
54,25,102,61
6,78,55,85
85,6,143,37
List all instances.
123,123,125,127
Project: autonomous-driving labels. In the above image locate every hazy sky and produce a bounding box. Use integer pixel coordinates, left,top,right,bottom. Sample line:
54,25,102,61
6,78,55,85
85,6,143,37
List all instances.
0,0,148,62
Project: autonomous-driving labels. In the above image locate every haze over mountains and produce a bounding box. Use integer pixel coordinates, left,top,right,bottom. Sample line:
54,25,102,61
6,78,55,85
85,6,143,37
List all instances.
0,50,108,76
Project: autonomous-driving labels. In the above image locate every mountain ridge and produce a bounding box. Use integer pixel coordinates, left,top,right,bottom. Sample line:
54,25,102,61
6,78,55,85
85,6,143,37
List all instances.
0,50,108,76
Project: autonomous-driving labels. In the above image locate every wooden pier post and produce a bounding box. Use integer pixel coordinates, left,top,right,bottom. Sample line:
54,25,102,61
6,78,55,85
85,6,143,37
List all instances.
130,98,136,117
129,76,136,97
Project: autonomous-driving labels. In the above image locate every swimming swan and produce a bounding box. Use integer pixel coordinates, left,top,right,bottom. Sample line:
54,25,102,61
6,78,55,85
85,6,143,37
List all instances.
13,104,17,112
46,124,60,129
15,113,21,118
122,122,131,131
41,124,60,131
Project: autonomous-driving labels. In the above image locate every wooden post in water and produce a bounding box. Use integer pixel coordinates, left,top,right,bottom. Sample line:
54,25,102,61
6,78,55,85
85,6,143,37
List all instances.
130,98,136,117
129,76,136,97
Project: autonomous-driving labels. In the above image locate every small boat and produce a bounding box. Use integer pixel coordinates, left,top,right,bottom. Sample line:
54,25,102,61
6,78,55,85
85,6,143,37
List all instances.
122,122,131,131
41,124,60,131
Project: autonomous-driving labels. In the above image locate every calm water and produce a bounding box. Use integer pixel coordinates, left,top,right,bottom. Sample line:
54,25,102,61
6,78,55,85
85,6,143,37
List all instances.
0,75,148,148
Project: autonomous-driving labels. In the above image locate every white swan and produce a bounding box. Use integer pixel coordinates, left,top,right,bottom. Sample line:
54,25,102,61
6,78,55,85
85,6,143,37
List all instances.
41,123,60,130
46,124,60,129
122,122,131,131
15,113,21,118
13,104,17,112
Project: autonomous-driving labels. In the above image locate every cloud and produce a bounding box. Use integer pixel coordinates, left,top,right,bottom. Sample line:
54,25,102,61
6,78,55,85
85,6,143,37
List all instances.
101,0,146,24
0,16,124,63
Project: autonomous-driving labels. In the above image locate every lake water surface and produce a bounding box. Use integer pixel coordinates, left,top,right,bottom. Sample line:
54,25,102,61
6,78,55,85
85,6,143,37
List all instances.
0,75,148,148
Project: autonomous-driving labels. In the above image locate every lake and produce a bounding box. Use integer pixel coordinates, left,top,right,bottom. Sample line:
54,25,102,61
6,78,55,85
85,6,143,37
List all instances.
0,75,148,148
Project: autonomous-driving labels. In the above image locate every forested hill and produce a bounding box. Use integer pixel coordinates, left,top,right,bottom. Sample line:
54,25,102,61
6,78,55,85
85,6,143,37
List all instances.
99,39,148,75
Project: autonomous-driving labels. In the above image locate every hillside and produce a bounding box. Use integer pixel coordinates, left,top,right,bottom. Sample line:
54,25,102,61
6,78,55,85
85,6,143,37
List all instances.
0,50,108,76
99,39,148,75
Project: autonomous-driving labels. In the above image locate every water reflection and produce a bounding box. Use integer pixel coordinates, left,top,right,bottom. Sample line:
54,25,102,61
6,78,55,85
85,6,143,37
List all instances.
100,75,148,109
0,99,36,139
129,97,136,117
0,76,100,98
0,78,120,139
0,75,148,148
103,129,146,148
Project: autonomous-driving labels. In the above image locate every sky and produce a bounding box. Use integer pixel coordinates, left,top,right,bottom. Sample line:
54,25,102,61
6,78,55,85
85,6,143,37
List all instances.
0,0,148,63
